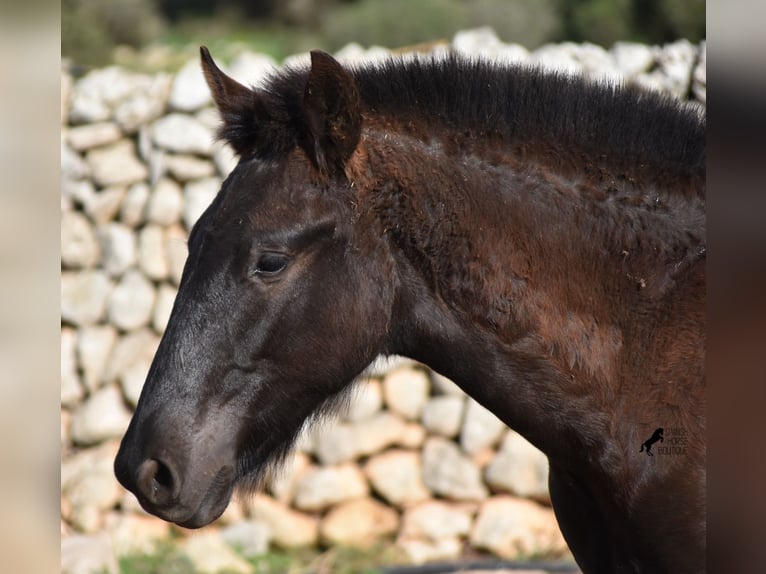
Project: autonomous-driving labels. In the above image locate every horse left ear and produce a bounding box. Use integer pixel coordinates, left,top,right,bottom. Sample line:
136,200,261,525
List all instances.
303,51,362,177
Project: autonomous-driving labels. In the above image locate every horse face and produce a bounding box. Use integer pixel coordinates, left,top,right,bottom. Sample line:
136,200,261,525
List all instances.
114,49,392,528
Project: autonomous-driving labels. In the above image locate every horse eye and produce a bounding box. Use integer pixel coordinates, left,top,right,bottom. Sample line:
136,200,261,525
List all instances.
251,252,289,277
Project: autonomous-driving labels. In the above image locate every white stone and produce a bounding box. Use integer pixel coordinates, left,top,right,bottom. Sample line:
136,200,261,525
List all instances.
153,113,214,155
400,500,474,542
86,140,148,188
469,496,567,559
213,142,238,177
344,378,383,421
67,450,122,530
61,534,118,574
421,395,465,438
460,398,506,454
421,437,488,501
183,532,252,574
77,324,118,392
61,140,90,181
67,122,123,151
170,58,213,112
98,222,136,277
62,178,94,210
453,27,529,64
165,224,189,285
61,270,113,326
383,367,430,420
61,327,83,407
147,178,184,226
531,42,583,75
313,411,408,465
397,536,463,565
119,182,150,227
364,449,430,507
183,177,220,229
152,283,177,334
293,463,369,511
70,385,131,445
220,520,271,558
229,51,278,89
634,39,697,99
115,74,172,133
107,270,156,331
612,42,656,78
692,41,706,104
320,498,399,547
430,371,465,396
137,224,169,280
85,185,128,224
103,513,169,557
102,328,159,386
485,431,550,501
163,154,216,181
246,494,318,548
119,352,153,407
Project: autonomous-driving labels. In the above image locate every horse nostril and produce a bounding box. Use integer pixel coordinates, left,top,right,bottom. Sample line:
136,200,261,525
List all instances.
136,458,179,506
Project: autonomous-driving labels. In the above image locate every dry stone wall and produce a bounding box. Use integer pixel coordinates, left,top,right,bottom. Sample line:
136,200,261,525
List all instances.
61,28,706,574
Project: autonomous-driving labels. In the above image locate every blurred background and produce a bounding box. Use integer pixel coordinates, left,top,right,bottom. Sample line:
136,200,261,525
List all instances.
62,0,705,70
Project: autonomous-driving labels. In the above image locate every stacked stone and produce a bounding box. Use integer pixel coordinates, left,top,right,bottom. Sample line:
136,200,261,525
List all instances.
61,30,706,574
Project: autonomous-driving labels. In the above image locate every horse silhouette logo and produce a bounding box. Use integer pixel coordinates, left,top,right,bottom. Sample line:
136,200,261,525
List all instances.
639,428,664,456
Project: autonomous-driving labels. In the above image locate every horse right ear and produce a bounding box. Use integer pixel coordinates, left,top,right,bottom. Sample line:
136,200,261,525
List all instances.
200,46,282,157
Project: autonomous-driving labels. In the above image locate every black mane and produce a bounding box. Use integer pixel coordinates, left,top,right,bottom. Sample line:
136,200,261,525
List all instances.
247,53,705,176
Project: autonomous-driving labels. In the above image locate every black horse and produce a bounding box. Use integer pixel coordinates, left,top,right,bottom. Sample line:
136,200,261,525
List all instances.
640,427,665,456
115,47,706,573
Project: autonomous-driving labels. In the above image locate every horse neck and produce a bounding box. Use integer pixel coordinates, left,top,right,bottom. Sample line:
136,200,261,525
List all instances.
354,124,704,460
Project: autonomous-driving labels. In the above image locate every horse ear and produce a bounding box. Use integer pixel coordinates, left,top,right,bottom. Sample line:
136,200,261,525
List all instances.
303,50,362,176
200,46,277,157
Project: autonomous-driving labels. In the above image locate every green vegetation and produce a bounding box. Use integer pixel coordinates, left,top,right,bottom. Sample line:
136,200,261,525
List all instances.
62,0,705,70
116,541,405,574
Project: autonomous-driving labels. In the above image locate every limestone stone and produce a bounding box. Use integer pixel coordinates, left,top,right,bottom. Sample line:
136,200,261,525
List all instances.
399,421,427,449
153,113,214,155
84,185,127,224
61,270,113,326
119,351,153,408
247,494,318,548
320,498,399,547
692,41,706,104
62,178,94,211
228,51,278,89
86,140,148,187
422,395,465,438
460,398,506,454
69,66,132,124
165,224,189,284
267,451,312,505
612,42,656,78
104,513,169,557
114,74,172,133
163,154,216,181
397,536,463,565
61,140,90,181
61,327,83,407
169,58,212,112
70,385,132,445
147,177,184,226
152,283,177,334
383,366,430,420
137,224,169,280
400,500,474,541
119,182,150,227
421,437,488,501
67,122,122,151
344,378,383,421
430,371,465,396
63,441,122,532
220,519,271,558
98,222,136,277
469,496,567,559
183,177,220,229
61,211,100,268
453,27,529,64
61,534,118,574
313,411,408,465
364,449,430,507
107,270,156,330
77,324,118,392
634,39,697,99
183,532,251,574
294,463,369,511
485,431,550,502
213,142,238,177
103,328,159,385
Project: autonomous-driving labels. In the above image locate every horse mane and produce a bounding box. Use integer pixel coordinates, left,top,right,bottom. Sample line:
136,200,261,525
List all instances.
239,53,705,180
